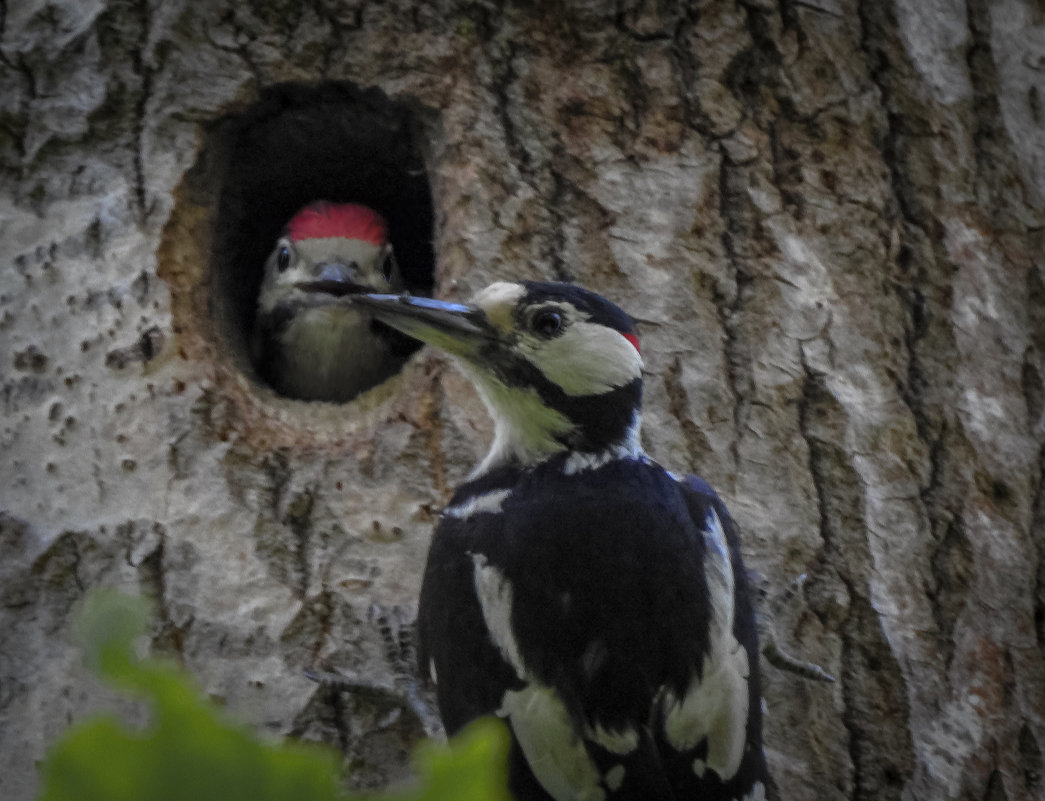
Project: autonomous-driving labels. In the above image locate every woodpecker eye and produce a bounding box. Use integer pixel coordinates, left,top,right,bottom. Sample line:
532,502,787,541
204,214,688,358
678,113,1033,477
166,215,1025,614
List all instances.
532,309,564,338
276,245,292,273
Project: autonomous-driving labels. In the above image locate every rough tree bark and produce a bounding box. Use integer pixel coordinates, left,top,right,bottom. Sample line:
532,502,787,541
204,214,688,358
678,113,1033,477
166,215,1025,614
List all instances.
1,1,1043,800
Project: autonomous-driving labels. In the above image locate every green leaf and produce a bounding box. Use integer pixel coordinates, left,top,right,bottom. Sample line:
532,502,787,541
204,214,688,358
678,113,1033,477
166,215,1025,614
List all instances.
74,587,149,681
37,589,511,801
389,718,512,801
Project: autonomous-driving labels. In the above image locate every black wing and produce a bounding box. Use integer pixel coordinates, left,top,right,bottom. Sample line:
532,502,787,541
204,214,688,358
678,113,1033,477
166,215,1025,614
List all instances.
651,474,768,801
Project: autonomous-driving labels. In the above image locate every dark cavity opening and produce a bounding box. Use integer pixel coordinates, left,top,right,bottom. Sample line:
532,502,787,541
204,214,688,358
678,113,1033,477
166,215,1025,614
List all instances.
210,81,434,401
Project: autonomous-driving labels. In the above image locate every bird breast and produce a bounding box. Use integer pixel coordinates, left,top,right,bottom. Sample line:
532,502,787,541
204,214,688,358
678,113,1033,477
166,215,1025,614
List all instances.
276,305,392,400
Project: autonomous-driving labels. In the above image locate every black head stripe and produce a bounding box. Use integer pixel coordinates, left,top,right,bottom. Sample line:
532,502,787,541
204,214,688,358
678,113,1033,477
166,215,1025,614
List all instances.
558,377,642,451
520,281,636,337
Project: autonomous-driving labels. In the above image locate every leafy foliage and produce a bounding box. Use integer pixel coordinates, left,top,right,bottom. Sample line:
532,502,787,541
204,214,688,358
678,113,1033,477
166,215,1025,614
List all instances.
37,590,510,801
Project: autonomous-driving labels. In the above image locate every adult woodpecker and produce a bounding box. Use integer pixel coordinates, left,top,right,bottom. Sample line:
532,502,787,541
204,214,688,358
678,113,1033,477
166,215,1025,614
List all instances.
352,282,768,801
253,201,410,402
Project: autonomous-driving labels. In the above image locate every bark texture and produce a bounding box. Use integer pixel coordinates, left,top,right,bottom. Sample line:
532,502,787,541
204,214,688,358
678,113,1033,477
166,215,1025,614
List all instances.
2,1,1044,800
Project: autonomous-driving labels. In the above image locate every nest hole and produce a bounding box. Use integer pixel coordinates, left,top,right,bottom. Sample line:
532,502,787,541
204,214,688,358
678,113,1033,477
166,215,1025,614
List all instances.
208,81,435,401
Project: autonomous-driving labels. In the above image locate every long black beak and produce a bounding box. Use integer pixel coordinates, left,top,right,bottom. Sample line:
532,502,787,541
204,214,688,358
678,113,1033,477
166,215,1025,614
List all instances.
350,293,496,357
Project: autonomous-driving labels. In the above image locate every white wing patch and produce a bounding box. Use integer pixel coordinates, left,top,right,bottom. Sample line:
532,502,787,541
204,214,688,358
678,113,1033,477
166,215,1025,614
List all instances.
661,507,751,781
444,489,512,520
742,781,767,801
500,686,607,801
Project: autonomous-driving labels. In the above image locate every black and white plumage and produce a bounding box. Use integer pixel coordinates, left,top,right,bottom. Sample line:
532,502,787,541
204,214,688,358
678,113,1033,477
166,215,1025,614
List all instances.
353,281,768,801
252,201,411,402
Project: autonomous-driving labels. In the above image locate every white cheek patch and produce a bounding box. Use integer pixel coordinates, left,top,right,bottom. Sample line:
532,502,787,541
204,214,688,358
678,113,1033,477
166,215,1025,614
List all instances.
532,322,643,397
661,508,751,782
257,258,315,311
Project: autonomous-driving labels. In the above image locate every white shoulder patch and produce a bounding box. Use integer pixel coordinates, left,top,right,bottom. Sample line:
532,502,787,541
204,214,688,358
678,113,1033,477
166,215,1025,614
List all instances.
661,508,751,781
471,556,624,801
471,555,526,679
444,489,512,520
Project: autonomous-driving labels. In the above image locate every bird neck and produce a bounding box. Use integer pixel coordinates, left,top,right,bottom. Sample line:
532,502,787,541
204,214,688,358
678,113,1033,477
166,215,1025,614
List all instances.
468,375,645,478
469,377,573,477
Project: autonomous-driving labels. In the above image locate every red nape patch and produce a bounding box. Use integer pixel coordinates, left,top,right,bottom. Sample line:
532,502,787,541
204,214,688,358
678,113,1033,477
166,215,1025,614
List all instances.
623,332,640,353
286,202,387,245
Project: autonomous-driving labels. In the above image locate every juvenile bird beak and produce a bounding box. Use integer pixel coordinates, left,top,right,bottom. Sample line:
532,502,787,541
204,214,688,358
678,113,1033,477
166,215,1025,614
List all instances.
350,293,496,358
295,262,366,297
315,262,359,284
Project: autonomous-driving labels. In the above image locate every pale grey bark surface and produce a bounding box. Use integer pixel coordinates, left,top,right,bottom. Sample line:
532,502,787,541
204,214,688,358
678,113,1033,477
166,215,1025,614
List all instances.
2,1,1044,800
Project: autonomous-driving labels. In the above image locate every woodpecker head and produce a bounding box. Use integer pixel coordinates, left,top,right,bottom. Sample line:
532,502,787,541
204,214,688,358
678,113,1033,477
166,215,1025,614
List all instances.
251,202,416,402
257,201,404,315
353,281,644,471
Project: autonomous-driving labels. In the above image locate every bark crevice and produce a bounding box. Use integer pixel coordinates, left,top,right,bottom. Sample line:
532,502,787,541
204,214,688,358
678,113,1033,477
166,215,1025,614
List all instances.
798,356,914,801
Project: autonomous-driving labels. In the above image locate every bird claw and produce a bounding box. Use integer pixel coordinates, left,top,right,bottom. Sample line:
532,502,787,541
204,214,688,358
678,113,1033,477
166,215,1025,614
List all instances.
303,605,444,738
369,603,443,736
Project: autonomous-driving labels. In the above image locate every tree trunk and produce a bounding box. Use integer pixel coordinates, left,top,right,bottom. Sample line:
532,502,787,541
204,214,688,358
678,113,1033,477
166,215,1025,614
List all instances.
2,1,1043,799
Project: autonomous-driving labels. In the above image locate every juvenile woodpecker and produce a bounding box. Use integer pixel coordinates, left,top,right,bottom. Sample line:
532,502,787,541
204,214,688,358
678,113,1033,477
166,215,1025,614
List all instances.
352,282,768,801
253,201,409,402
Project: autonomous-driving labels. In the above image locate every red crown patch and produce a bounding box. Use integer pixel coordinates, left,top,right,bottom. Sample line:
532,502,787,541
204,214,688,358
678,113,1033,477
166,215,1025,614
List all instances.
286,202,387,245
